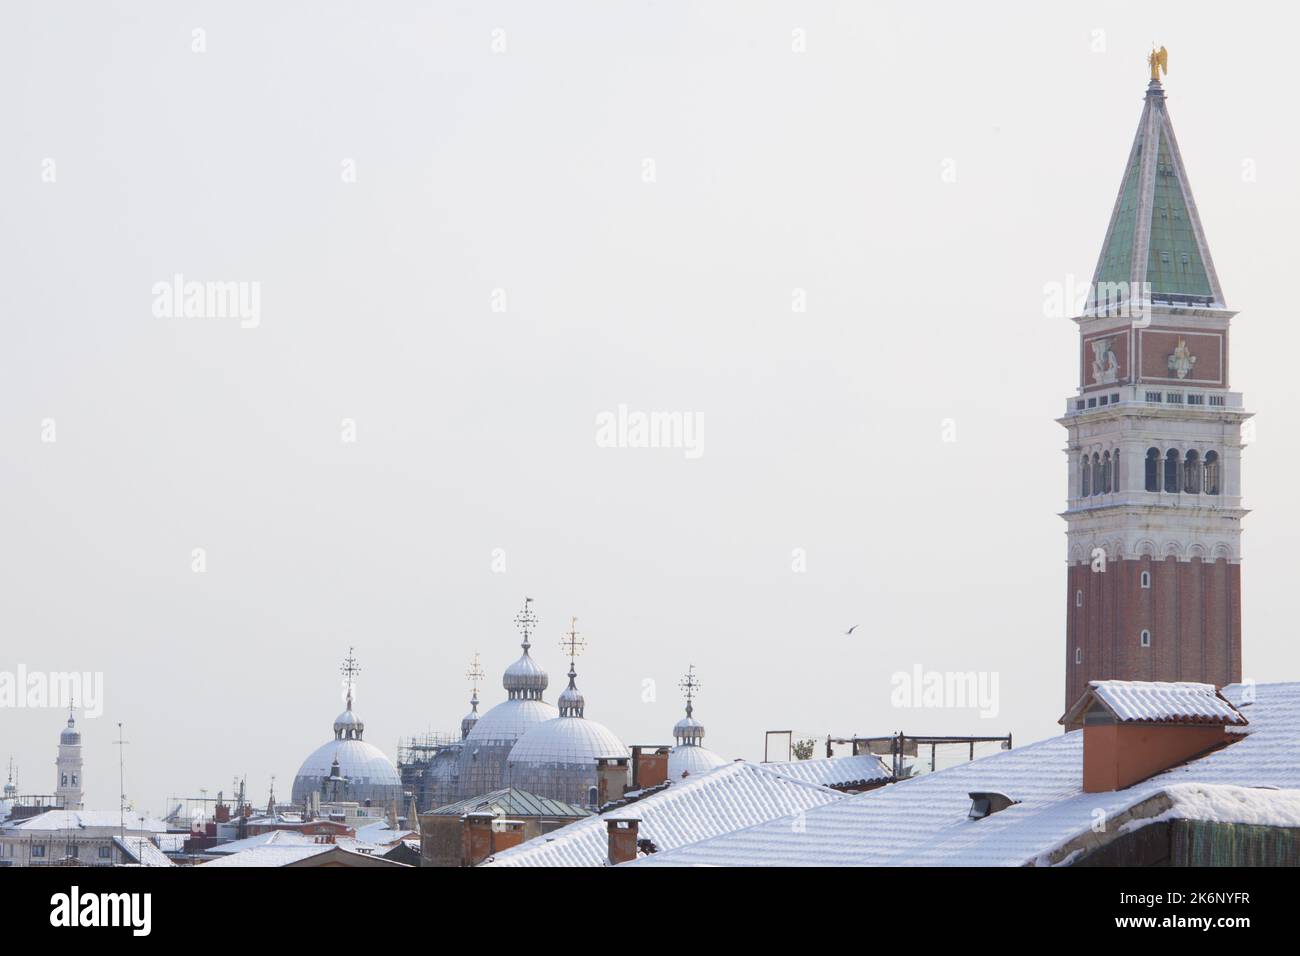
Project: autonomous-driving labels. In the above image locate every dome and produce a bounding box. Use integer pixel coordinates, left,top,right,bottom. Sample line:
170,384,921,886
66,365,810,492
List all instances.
672,715,705,745
507,715,627,806
465,698,558,744
290,737,403,806
503,651,548,696
291,649,403,808
668,743,728,781
333,709,364,738
460,705,479,740
60,713,80,746
508,716,627,769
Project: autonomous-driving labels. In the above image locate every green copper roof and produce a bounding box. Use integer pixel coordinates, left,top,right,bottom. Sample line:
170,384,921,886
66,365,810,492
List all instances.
1091,81,1224,308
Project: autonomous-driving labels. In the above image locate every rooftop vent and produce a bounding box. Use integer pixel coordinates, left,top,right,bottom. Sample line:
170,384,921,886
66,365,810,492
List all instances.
968,791,1018,820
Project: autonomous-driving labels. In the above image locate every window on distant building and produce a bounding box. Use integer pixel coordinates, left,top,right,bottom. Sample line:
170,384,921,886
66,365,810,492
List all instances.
1080,454,1090,497
99,845,111,859
1140,629,1151,647
1184,450,1201,494
1140,571,1151,589
1145,448,1159,491
1075,648,1082,664
1076,590,1083,607
1205,451,1220,495
32,846,45,858
1164,449,1181,493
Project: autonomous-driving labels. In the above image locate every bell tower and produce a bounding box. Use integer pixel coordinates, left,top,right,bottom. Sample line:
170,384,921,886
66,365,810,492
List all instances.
1060,50,1249,718
56,706,84,810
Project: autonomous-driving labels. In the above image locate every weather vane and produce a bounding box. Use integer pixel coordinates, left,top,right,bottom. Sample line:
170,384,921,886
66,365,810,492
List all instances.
1148,44,1168,83
466,652,485,695
559,616,586,663
340,647,361,704
514,597,537,646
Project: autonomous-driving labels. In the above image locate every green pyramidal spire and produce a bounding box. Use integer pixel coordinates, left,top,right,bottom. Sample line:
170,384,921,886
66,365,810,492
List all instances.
1092,69,1225,309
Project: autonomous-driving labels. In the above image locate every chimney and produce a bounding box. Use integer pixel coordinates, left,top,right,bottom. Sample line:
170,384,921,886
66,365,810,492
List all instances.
596,756,630,806
606,816,641,865
491,819,526,856
631,747,670,790
462,812,496,867
1060,681,1247,793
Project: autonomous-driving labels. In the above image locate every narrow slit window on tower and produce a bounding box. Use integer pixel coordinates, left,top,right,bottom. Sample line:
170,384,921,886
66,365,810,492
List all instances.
1075,648,1082,664
1076,590,1083,607
1140,570,1151,589
1080,455,1090,497
1092,453,1102,497
1145,447,1160,491
1102,451,1112,493
1140,629,1151,648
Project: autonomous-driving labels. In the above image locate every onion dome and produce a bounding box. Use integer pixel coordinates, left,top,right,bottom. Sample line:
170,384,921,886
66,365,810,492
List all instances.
289,649,403,808
557,663,586,718
461,691,481,740
506,616,629,805
503,598,548,700
667,665,726,781
60,710,80,746
333,708,364,740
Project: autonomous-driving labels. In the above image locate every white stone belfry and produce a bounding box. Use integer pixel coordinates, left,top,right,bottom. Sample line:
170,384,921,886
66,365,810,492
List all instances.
56,707,84,811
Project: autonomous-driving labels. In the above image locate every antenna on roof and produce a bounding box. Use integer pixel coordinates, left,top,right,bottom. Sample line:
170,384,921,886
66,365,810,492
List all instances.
112,722,129,843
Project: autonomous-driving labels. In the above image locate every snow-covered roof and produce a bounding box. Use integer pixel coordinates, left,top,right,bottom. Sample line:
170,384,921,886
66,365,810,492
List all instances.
483,761,843,867
205,829,316,855
113,836,175,867
432,787,590,819
354,821,415,845
632,682,1300,867
764,754,892,789
199,843,408,867
199,844,335,867
3,810,170,833
1064,680,1248,726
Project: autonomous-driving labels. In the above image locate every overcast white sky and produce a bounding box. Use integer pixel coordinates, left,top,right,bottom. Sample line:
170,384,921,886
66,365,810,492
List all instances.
2,1,1298,814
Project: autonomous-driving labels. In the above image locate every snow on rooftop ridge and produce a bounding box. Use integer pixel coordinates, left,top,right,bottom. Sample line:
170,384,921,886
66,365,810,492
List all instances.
1064,680,1248,726
764,753,892,788
482,760,844,867
632,681,1300,867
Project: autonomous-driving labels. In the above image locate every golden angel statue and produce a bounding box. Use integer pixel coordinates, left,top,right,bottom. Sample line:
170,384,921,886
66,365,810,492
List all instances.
1148,46,1168,82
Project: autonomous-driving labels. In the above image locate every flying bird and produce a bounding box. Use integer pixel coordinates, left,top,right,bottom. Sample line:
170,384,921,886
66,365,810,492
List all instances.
844,625,859,637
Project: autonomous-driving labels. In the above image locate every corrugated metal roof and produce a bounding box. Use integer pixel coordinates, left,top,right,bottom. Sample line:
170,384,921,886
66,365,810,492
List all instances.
432,787,591,819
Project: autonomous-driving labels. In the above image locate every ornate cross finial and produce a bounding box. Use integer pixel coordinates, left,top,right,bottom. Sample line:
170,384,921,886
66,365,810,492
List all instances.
514,597,537,648
466,652,485,696
340,647,361,707
679,665,700,702
1148,45,1168,83
559,616,586,665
